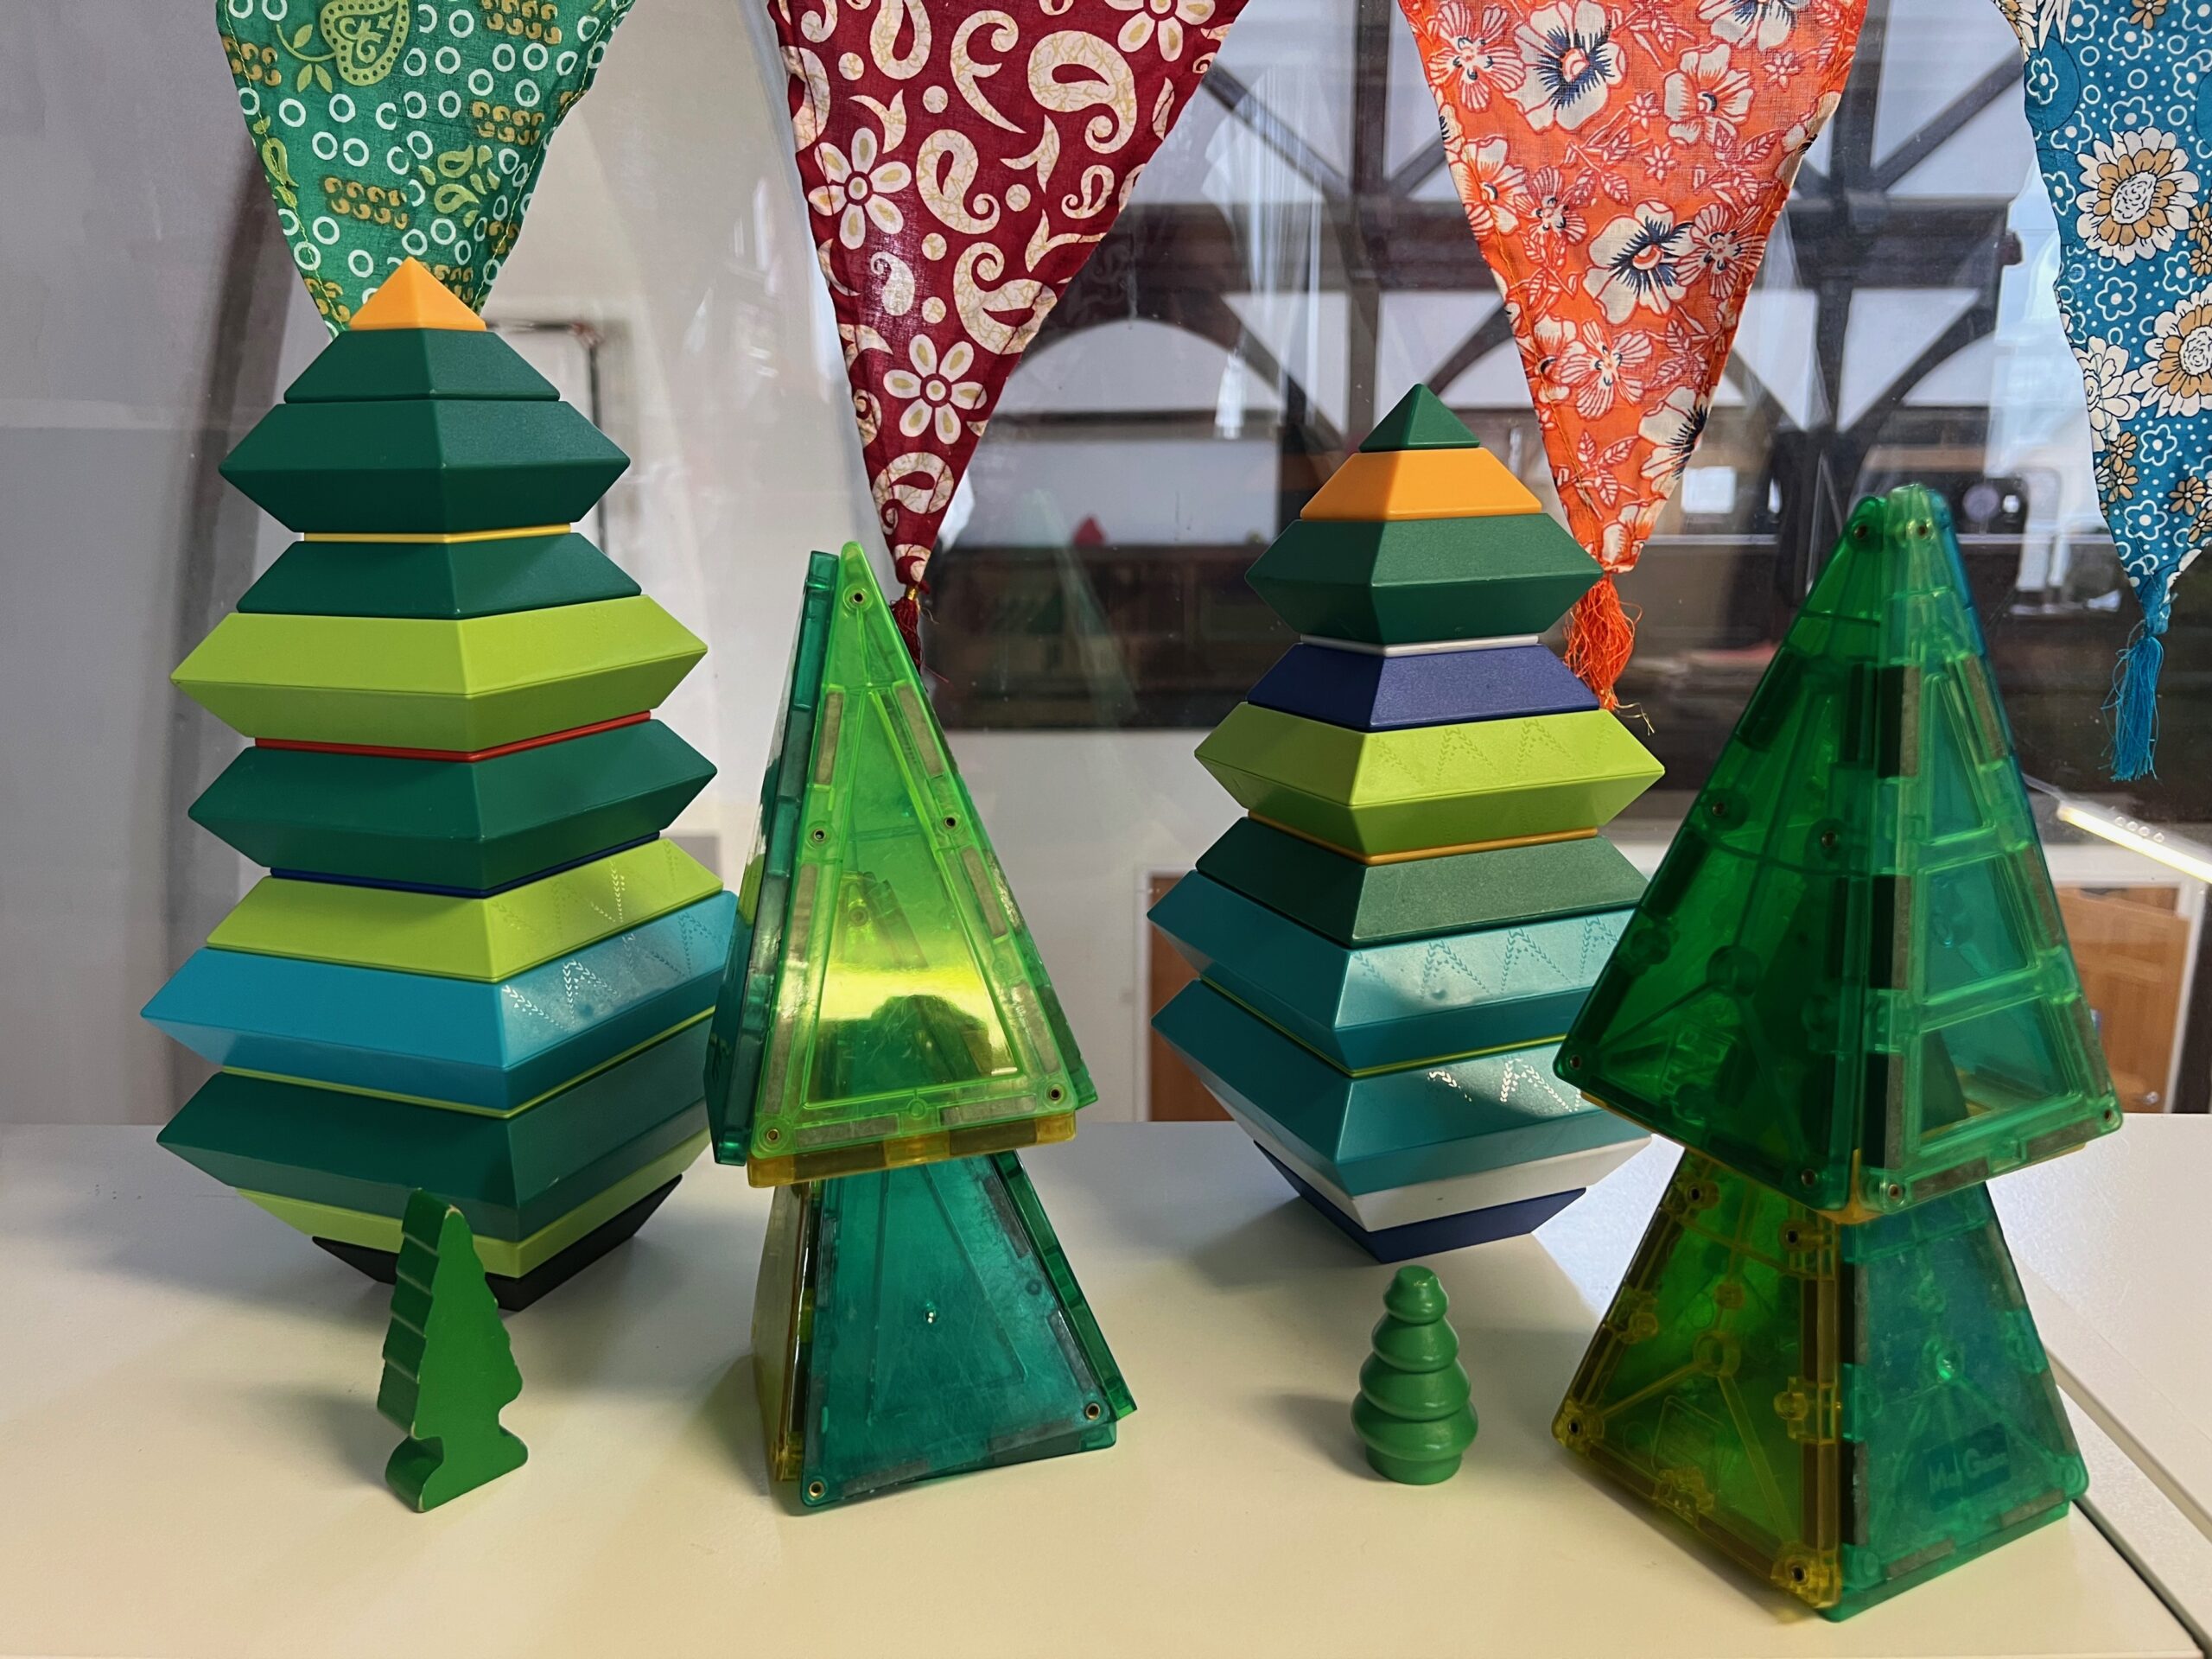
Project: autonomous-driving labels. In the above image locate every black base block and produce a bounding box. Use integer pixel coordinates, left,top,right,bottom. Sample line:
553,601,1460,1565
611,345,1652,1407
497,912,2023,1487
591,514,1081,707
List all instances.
314,1176,681,1311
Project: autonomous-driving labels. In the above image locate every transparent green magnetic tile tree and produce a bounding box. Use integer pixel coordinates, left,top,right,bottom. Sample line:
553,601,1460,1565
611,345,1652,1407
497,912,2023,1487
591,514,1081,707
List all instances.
1557,487,2120,1219
1556,1154,2085,1618
751,1152,1133,1507
705,545,1092,1187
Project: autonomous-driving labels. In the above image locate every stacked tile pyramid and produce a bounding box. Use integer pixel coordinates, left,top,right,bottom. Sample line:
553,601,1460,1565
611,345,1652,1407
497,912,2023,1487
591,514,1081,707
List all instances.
146,261,731,1309
1151,386,1662,1260
1552,487,2122,1618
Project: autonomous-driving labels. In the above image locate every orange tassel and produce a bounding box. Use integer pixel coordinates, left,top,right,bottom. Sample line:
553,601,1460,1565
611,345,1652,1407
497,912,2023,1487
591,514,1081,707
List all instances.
1564,575,1637,712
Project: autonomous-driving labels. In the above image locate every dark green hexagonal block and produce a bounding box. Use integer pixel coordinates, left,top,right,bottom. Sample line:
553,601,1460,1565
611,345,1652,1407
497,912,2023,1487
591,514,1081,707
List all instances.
283,327,558,404
238,531,639,619
189,720,715,890
219,398,629,534
156,1021,710,1241
1196,818,1648,946
1248,515,1599,644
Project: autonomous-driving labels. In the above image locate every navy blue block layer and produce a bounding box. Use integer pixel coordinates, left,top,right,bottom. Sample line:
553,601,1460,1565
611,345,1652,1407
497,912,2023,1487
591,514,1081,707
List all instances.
1256,1147,1584,1262
1245,642,1598,730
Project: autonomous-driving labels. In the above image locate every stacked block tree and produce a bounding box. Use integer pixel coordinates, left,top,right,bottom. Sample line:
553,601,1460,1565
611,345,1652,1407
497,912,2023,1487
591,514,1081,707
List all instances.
707,545,1132,1507
1151,386,1662,1259
146,262,730,1310
1552,486,2122,1618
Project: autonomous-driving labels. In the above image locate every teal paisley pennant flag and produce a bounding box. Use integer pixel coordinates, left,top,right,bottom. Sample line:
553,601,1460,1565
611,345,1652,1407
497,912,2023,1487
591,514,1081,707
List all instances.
219,0,636,328
1999,0,2212,779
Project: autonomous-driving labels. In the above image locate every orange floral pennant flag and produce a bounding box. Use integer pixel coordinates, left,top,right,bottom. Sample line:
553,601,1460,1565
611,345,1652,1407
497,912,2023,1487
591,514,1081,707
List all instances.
771,0,1253,656
1397,0,1867,705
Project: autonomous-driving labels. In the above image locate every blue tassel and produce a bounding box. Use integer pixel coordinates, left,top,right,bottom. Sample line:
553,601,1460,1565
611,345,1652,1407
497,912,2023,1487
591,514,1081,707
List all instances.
2107,627,2164,783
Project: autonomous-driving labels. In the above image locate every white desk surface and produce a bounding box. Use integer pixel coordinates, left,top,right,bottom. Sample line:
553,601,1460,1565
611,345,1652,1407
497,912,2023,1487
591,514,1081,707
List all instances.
1998,1119,2212,1541
0,1123,2194,1659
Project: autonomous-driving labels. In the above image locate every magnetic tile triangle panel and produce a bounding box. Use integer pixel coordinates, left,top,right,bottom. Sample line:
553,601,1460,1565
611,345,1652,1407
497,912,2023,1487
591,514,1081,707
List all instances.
145,893,736,1114
219,397,627,534
1197,817,1647,945
1556,1154,2085,1619
157,1021,712,1240
1300,446,1542,522
189,720,714,891
207,839,721,981
238,531,638,620
1248,514,1600,643
789,1151,1131,1507
710,545,1093,1186
173,596,706,751
1151,872,1630,1071
1559,489,2120,1218
1197,705,1662,856
1152,980,1641,1196
1361,384,1482,452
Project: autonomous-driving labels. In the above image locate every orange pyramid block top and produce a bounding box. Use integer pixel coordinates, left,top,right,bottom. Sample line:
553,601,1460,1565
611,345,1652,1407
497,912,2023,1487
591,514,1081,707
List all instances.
1300,445,1543,522
351,259,486,333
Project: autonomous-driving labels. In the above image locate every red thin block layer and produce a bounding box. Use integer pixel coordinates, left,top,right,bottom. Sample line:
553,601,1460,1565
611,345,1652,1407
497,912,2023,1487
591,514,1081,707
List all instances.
256,710,651,763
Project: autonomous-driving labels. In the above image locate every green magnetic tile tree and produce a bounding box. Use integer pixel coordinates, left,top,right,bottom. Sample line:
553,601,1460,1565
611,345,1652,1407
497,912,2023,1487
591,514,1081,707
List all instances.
1555,1154,2085,1618
779,1151,1131,1507
1557,488,2120,1220
708,545,1090,1187
378,1191,527,1510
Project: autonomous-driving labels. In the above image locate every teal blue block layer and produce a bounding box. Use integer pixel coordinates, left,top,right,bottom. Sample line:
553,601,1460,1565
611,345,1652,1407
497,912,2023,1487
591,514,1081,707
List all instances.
143,894,735,1113
1152,980,1641,1197
1149,874,1629,1071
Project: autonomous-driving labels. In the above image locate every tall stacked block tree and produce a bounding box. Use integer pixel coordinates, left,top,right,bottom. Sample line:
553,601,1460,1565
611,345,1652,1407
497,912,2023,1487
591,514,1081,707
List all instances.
1151,386,1661,1259
1552,486,2123,1618
146,262,729,1308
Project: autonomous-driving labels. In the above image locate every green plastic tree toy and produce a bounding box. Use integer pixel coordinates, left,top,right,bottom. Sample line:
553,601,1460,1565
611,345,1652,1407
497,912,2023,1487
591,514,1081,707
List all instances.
1553,487,2116,1618
1352,1266,1478,1484
377,1190,528,1510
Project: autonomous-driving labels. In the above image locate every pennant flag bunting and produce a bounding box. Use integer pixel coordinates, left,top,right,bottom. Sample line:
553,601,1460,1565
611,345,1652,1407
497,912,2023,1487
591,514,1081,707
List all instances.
1999,0,2211,779
1395,0,1866,707
768,0,1253,654
219,0,637,328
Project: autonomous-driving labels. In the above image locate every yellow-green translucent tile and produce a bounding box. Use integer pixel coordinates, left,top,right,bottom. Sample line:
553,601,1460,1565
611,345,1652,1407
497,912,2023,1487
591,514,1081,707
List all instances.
172,596,705,749
238,1128,708,1274
1196,704,1662,855
208,841,720,981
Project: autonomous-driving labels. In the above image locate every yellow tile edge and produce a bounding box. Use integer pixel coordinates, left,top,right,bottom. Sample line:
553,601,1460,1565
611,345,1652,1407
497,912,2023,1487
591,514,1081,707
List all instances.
302,524,570,544
236,1128,709,1274
207,842,723,982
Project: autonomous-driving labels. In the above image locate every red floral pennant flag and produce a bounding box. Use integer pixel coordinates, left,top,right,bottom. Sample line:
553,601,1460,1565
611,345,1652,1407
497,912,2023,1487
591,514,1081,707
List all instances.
772,0,1250,652
1397,0,1866,706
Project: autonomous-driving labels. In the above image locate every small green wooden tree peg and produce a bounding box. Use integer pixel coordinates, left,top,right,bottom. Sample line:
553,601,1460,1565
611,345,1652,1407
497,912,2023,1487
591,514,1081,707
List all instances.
1351,1266,1478,1484
377,1190,527,1510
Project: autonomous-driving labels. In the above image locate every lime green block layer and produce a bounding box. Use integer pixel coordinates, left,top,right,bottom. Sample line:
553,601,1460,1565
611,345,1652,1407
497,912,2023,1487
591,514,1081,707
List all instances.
172,595,706,749
238,1131,707,1275
1197,704,1662,855
208,839,721,981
